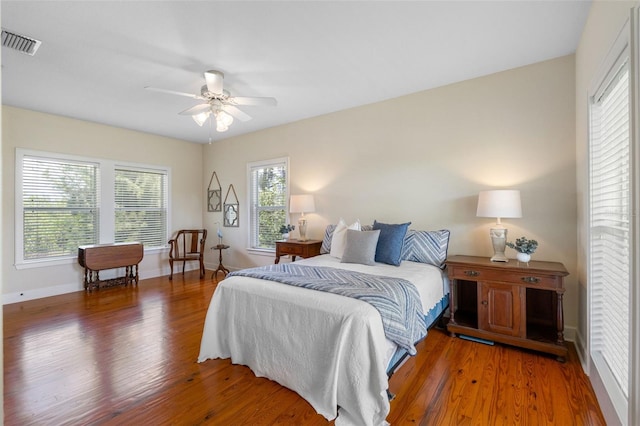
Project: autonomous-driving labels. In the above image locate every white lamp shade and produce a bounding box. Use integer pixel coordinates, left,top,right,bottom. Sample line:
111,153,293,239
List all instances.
476,190,522,219
289,194,315,213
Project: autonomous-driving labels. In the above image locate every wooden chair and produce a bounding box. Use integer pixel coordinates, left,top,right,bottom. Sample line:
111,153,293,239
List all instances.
168,229,207,280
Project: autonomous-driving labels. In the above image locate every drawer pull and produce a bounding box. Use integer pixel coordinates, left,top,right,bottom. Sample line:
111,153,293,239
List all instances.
521,276,540,284
464,270,480,277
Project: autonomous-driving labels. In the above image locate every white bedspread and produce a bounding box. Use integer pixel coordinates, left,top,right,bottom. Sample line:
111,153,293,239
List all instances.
198,255,446,425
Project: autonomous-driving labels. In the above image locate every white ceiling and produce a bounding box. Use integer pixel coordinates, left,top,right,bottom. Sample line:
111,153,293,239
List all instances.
2,1,591,144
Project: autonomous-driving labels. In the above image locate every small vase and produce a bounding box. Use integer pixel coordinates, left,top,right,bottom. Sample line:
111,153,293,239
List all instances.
282,233,290,240
516,252,531,265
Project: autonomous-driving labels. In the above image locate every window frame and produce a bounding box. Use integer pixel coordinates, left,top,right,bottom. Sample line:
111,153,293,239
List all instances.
246,156,290,254
586,18,635,424
15,149,171,269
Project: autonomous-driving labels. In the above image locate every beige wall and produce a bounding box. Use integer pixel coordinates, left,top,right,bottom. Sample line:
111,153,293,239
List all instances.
204,55,579,332
574,1,637,423
1,106,204,302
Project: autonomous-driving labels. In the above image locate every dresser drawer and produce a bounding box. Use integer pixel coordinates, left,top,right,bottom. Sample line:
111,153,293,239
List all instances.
281,244,304,255
449,265,561,289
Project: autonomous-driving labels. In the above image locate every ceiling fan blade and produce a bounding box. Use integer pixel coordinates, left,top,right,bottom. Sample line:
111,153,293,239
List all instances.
222,105,252,122
179,103,212,116
145,86,204,100
204,70,224,95
227,96,277,107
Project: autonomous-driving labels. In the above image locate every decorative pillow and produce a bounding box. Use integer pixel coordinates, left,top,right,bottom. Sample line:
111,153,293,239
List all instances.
320,225,373,254
341,229,380,266
321,223,373,254
320,224,337,254
330,219,361,259
372,220,411,266
401,229,451,268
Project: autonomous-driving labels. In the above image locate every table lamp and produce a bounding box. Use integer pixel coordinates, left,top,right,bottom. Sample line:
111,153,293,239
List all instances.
290,194,315,241
476,190,522,262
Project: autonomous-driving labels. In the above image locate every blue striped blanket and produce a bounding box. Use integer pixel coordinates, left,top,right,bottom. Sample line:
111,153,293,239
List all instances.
228,264,426,355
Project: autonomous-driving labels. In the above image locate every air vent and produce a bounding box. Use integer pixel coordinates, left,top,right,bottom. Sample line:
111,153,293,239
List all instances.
1,29,41,56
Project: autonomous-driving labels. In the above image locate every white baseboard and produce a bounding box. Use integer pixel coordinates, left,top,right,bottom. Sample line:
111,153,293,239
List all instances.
3,281,84,304
2,264,195,305
589,355,624,425
573,329,588,372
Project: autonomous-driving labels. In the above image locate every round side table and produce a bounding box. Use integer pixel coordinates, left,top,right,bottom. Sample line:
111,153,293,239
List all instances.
211,244,230,280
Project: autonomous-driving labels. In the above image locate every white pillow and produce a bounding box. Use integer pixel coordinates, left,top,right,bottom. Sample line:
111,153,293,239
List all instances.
329,218,361,258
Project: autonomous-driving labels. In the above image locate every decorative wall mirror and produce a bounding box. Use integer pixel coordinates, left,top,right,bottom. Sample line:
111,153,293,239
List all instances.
223,184,239,227
207,171,222,212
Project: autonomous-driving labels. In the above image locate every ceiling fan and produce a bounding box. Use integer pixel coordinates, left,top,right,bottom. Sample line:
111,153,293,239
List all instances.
145,70,277,132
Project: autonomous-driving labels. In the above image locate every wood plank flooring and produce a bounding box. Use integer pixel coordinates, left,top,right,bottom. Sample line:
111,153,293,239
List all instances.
4,270,605,425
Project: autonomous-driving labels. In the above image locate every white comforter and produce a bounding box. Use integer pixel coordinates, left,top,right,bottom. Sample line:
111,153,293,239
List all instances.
198,255,446,425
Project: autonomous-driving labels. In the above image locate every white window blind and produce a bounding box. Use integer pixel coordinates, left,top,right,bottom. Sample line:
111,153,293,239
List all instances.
115,167,168,248
22,155,99,260
17,149,171,267
248,158,288,250
589,57,630,406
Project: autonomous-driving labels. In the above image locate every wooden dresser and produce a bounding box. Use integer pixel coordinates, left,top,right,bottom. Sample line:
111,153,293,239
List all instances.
78,242,144,291
446,255,569,361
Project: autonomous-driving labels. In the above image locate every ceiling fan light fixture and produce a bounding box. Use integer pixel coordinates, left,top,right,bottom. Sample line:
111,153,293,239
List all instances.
216,115,233,132
147,68,276,138
192,111,210,127
214,109,233,132
217,110,234,126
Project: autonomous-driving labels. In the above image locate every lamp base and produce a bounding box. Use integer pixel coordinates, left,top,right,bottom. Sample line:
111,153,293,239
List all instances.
298,217,308,241
490,253,509,262
489,227,509,262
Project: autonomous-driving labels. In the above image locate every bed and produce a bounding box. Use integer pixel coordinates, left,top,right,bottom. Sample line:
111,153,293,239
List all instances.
198,221,450,425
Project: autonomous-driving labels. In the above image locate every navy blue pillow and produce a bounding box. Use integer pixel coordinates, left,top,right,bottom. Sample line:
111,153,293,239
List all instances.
372,220,411,266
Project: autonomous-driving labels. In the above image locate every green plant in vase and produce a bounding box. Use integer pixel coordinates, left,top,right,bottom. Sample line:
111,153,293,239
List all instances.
506,236,538,264
279,224,295,240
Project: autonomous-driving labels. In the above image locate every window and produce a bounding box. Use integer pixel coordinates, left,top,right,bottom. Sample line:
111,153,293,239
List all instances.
21,155,100,260
115,167,168,248
589,37,631,420
16,149,170,267
248,157,289,250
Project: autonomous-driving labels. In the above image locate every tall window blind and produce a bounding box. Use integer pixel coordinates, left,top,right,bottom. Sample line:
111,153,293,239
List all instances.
115,167,168,248
22,156,99,260
248,158,288,250
589,57,630,405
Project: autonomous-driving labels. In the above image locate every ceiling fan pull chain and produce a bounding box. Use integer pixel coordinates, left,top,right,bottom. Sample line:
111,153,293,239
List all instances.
208,113,213,144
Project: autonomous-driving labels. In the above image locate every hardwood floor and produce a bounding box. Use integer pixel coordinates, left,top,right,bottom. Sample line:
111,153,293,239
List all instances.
4,270,605,425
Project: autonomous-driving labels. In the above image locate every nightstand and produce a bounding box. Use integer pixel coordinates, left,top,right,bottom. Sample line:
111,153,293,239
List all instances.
446,255,569,361
275,240,322,264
